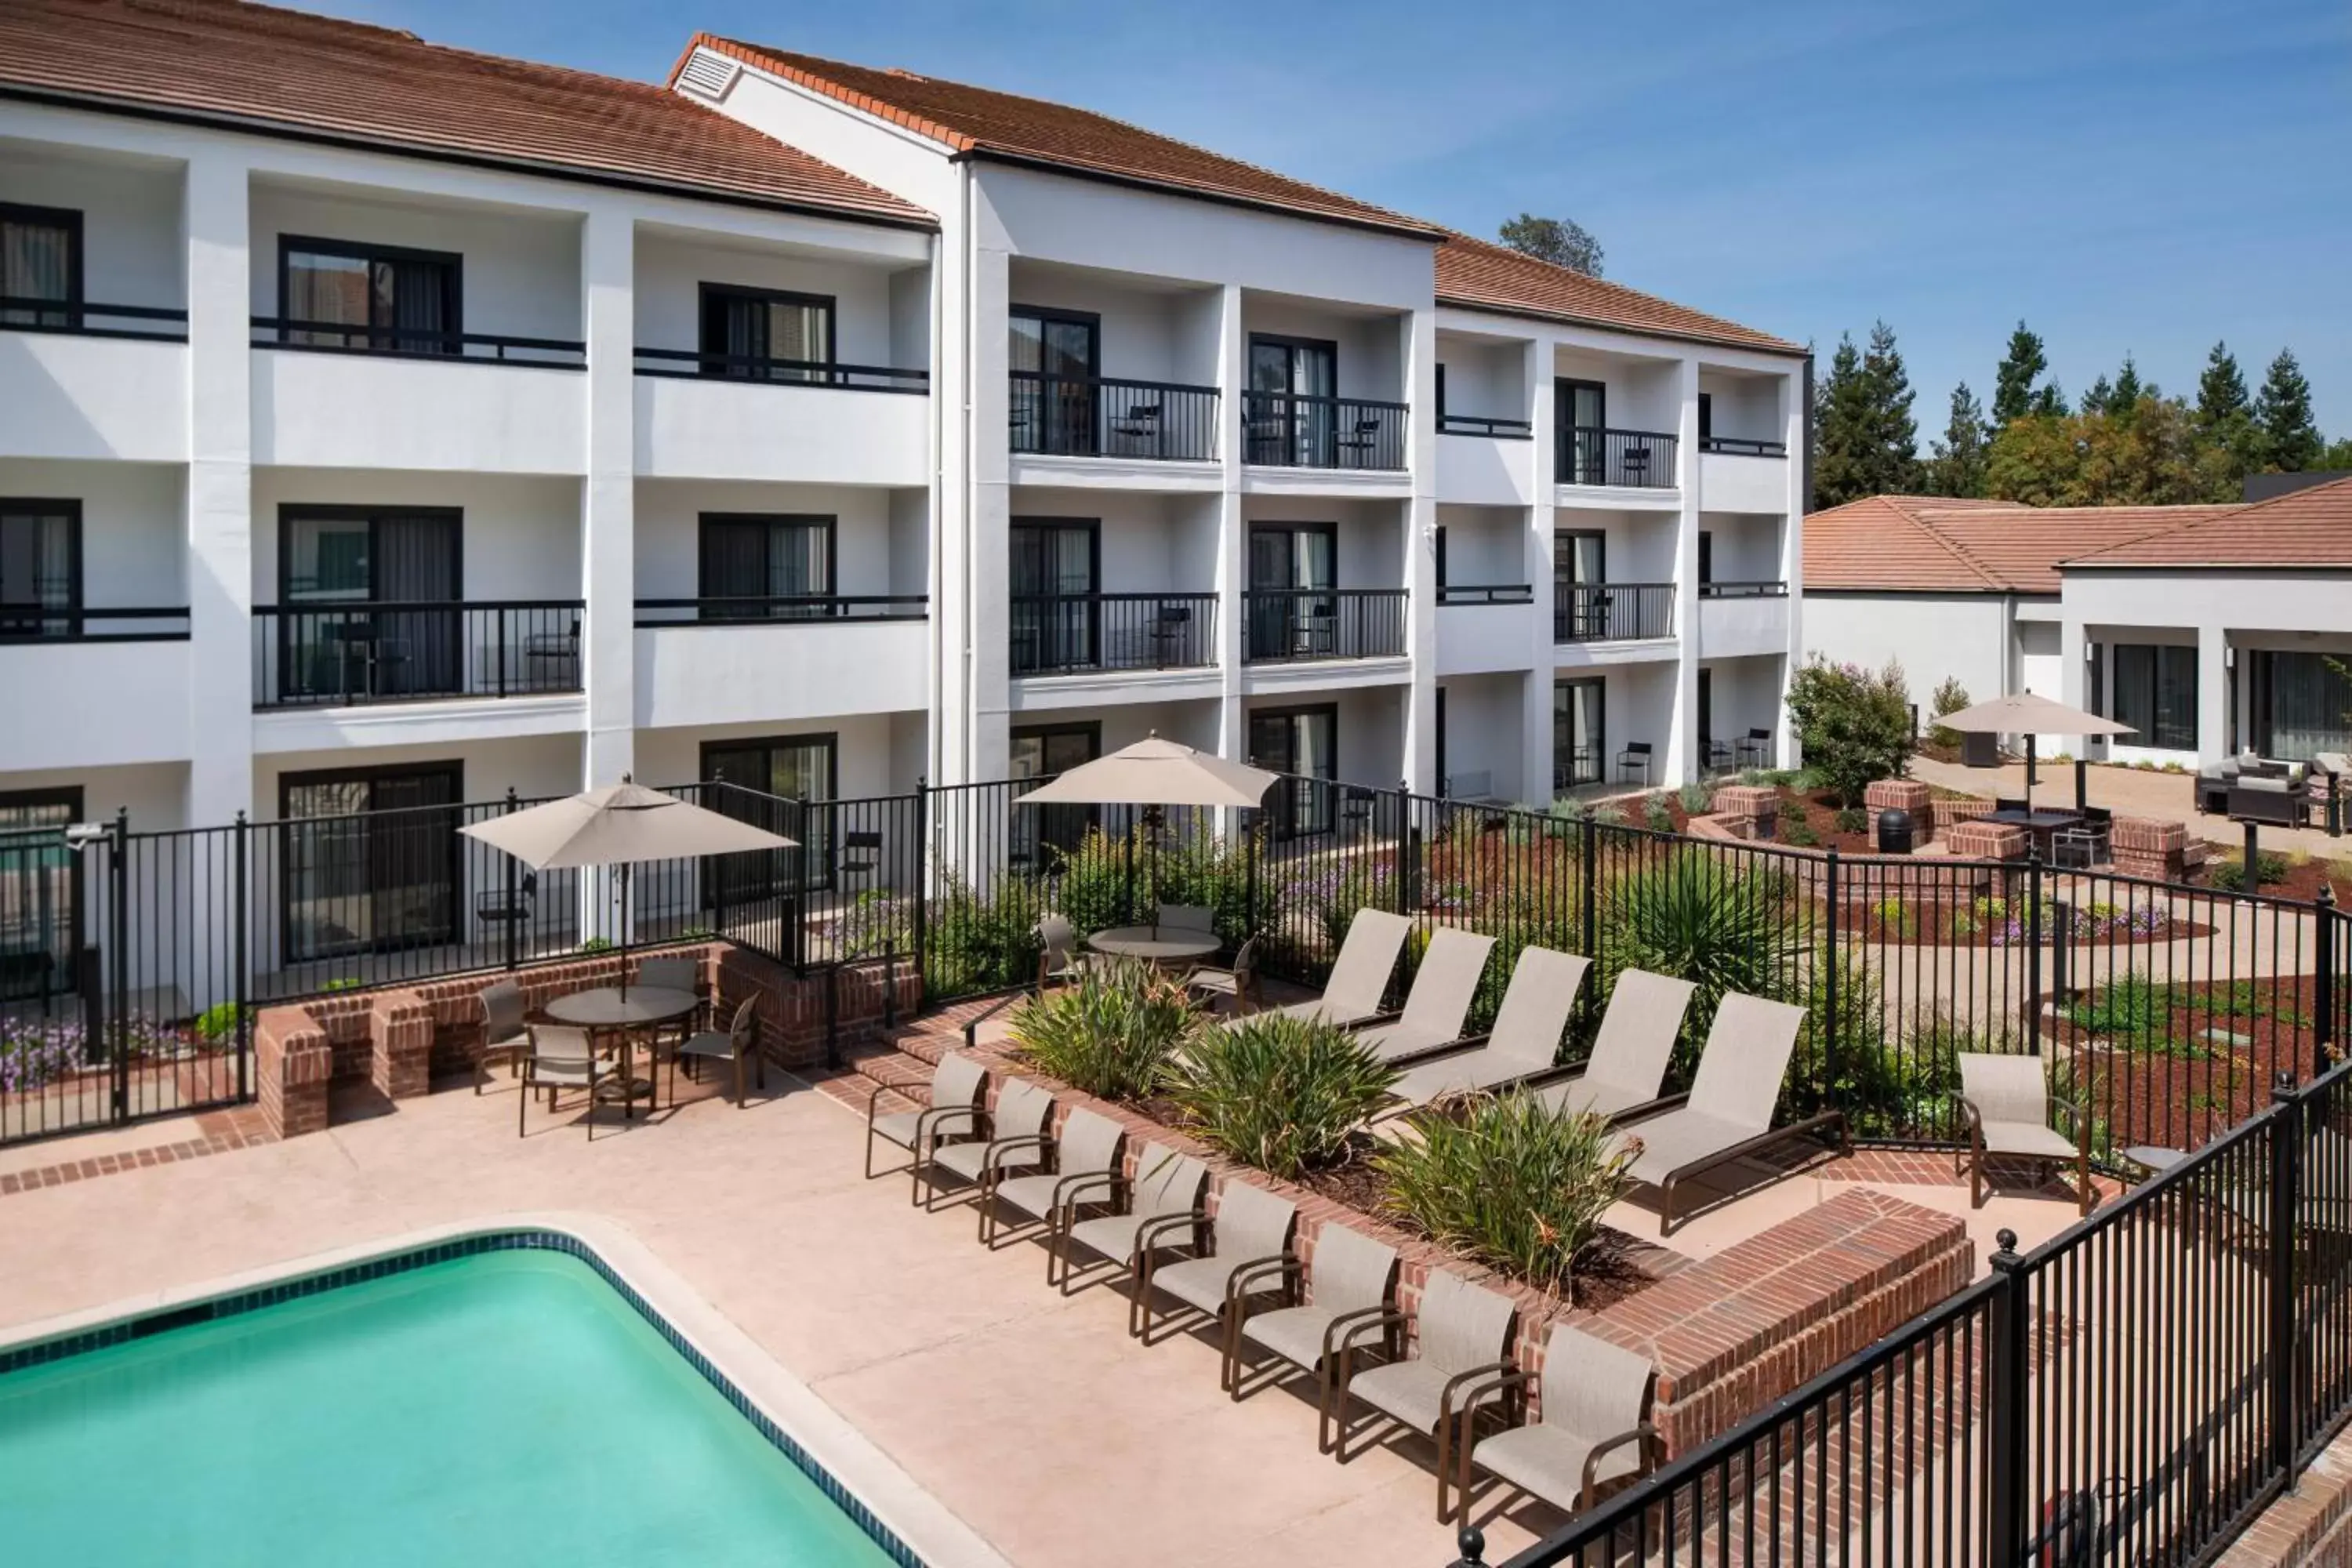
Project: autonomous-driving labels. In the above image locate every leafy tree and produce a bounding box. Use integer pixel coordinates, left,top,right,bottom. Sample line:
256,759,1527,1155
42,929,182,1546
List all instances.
2194,341,2259,485
2255,349,2323,472
1985,396,2225,506
1926,381,1990,497
1991,321,2049,429
1785,656,1917,808
2313,436,2352,470
1497,213,1603,277
1813,321,1922,505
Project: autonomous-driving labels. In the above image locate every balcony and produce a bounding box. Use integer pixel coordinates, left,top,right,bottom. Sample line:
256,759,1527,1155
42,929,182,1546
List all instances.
634,597,927,728
1436,586,1534,677
1555,583,1675,643
252,601,584,710
1009,593,1217,677
1008,374,1218,463
0,608,191,768
1697,440,1792,513
1697,579,1788,598
1699,436,1787,457
2,299,189,462
1242,393,1407,472
1437,412,1532,439
1436,413,1535,506
251,318,586,474
1435,584,1533,605
634,348,929,485
1556,426,1679,491
1695,583,1791,658
1243,589,1407,664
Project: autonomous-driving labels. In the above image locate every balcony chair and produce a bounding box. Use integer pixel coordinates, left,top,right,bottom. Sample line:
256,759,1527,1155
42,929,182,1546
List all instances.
521,618,580,691
1737,728,1773,768
1127,1179,1298,1370
1381,946,1591,1110
1109,401,1162,455
1527,967,1696,1123
1185,932,1262,1016
1615,742,1654,787
866,1051,989,1198
474,870,537,935
1619,445,1650,486
839,829,883,884
1062,1140,1213,1323
1458,1322,1660,1519
1334,416,1384,466
1326,1268,1519,1523
1955,1052,2090,1216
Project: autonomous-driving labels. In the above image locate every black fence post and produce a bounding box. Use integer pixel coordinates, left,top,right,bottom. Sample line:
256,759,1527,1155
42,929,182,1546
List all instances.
1450,1524,1486,1567
1243,809,1259,938
502,787,521,971
1123,814,1138,925
107,808,129,1125
234,811,249,1103
2317,886,2338,1074
2271,1070,2303,1481
1392,786,1412,913
1987,1227,2031,1566
913,778,929,999
2027,849,2045,1056
1579,812,1599,961
1823,845,1841,1098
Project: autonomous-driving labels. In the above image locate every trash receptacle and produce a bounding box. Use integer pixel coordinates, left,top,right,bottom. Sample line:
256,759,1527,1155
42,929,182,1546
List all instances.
1877,807,1915,855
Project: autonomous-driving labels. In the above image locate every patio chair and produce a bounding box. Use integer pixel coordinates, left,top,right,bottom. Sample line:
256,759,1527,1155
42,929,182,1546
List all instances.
1955,1052,2090,1215
1156,903,1215,935
1459,1322,1659,1517
1185,932,1262,1016
1265,908,1411,1029
1527,969,1697,1122
927,1077,1055,1219
867,1051,989,1200
634,953,706,1052
982,1105,1127,1274
1232,1221,1400,1415
1610,992,1848,1234
1352,928,1497,1064
671,996,762,1109
517,1022,611,1141
1129,1181,1298,1376
1327,1269,1519,1523
1615,742,1653,787
2053,807,2113,869
472,978,530,1095
1036,913,1088,989
1383,946,1591,1109
1062,1142,1213,1321
1737,728,1773,768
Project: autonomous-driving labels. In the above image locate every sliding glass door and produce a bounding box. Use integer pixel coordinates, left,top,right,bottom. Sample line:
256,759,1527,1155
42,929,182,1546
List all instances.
1247,524,1337,660
702,735,837,908
698,514,835,619
281,765,463,962
1009,519,1099,673
0,787,81,1002
1009,307,1100,455
281,238,459,354
1,203,80,329
1010,723,1100,869
279,507,461,702
1247,336,1337,465
1250,705,1338,838
1555,678,1605,789
2251,650,2352,761
1558,378,1606,484
699,284,833,381
0,500,78,639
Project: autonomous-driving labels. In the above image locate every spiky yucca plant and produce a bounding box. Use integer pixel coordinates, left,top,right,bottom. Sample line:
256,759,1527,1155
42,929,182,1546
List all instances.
1162,1012,1398,1180
1007,956,1196,1102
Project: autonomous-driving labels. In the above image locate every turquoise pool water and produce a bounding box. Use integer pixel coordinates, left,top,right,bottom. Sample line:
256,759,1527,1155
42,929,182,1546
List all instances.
0,1248,900,1567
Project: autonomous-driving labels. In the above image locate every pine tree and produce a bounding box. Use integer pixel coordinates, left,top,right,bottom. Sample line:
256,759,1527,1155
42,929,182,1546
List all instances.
2107,355,2147,426
2031,381,2070,419
2194,341,2257,486
1860,320,1922,492
2255,349,2323,471
1991,321,2049,429
2081,376,2114,417
1926,381,1989,497
1813,323,1922,506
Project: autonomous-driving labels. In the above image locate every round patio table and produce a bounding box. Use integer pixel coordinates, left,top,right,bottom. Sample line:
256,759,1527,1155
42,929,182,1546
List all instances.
1085,925,1221,964
543,985,701,1120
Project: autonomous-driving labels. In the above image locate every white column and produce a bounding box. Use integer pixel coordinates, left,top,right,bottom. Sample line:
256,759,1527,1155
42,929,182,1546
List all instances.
579,206,634,793
1214,284,1247,767
1522,340,1556,804
964,230,1012,788
1777,365,1805,769
929,172,981,787
183,151,253,829
2198,624,2230,762
1400,307,1439,793
1664,357,1702,784
2060,617,2090,759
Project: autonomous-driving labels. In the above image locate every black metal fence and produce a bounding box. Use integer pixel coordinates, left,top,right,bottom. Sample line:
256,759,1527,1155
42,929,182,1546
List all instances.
1008,372,1218,461
1242,391,1408,470
1555,583,1675,643
1243,589,1408,662
1559,425,1679,488
1465,1058,2352,1568
252,601,585,707
1008,593,1218,675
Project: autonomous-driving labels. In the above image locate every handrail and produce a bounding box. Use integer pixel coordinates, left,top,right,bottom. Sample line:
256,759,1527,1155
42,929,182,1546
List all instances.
0,296,188,342
1242,587,1407,662
635,346,928,393
251,599,587,709
1699,434,1788,457
1697,579,1788,598
1555,423,1679,488
250,316,586,366
1008,370,1220,460
1553,581,1675,641
1008,591,1218,676
1241,390,1409,471
1436,583,1533,605
1437,411,1534,438
634,595,929,626
0,605,191,644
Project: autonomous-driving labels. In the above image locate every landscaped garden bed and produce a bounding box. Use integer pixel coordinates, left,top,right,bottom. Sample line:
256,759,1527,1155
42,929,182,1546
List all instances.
2051,972,2318,1151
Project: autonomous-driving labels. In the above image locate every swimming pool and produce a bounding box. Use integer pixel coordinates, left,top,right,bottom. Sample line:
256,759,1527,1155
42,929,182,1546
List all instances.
0,1234,913,1567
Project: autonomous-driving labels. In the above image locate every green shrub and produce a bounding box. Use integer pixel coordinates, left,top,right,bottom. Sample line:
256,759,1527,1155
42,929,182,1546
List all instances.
1784,656,1915,808
924,873,1047,998
1779,804,1820,847
1789,954,1957,1138
1834,804,1867,836
1679,780,1715,816
1006,956,1196,1101
1589,802,1629,829
2211,851,2290,891
1549,795,1589,824
1377,1092,1628,1296
1643,794,1675,833
194,1001,250,1045
1926,677,1970,750
577,936,614,954
1163,1013,1398,1180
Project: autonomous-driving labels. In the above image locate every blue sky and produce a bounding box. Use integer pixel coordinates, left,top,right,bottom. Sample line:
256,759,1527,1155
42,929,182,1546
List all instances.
316,0,2352,438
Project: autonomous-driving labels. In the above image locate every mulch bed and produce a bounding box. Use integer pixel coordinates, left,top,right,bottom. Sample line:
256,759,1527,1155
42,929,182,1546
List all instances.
2051,973,2325,1151
2202,851,2350,905
1834,887,2210,949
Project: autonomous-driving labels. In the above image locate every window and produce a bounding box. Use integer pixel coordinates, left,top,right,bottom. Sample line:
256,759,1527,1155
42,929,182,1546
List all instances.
702,735,837,905
280,764,463,961
698,514,836,619
1011,721,1101,867
1553,529,1606,640
1247,524,1338,661
1698,530,1713,590
1008,306,1101,455
2110,644,2198,752
700,283,833,381
275,507,462,702
1249,705,1338,838
2250,650,2352,762
1008,518,1100,673
1247,335,1338,465
0,499,80,639
1,203,82,329
1557,378,1606,483
279,236,461,354
0,786,82,1000
1555,678,1606,788
1698,392,1714,445
1435,364,1446,419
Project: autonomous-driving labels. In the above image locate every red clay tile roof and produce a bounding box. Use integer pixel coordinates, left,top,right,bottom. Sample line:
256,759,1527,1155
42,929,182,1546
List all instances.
1929,504,2245,592
1803,496,2014,593
1435,234,1802,357
2063,475,2352,569
687,37,1443,240
0,0,932,226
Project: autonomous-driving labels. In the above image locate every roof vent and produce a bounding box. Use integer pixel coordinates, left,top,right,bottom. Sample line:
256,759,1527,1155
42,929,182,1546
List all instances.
677,49,741,101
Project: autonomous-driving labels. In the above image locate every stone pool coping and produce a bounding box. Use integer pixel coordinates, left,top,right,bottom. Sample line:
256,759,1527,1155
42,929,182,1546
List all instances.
0,1210,1011,1568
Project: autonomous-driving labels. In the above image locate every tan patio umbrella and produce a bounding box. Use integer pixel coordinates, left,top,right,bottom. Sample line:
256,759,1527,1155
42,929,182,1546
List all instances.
1016,736,1278,923
1933,693,2136,812
460,779,797,996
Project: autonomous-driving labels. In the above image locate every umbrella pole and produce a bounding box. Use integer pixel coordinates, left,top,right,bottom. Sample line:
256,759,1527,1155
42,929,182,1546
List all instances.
618,862,631,1001
2024,735,2035,816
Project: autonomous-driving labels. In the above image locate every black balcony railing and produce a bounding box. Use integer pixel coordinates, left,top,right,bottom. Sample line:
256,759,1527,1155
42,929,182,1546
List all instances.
1243,588,1406,662
1556,424,1679,488
252,601,586,709
1697,579,1788,598
1699,434,1788,457
1008,372,1218,461
1009,593,1217,676
1553,582,1674,641
0,296,187,343
1242,392,1407,470
0,606,191,644
1436,583,1533,605
633,595,929,627
633,347,927,394
251,317,586,368
1436,411,1534,439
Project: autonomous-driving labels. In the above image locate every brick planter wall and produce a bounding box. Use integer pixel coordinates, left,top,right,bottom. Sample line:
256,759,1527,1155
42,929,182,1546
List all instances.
368,989,434,1101
1864,779,1933,849
252,1010,330,1139
1936,797,1992,840
1713,785,1780,841
1944,818,2028,861
2112,815,2193,883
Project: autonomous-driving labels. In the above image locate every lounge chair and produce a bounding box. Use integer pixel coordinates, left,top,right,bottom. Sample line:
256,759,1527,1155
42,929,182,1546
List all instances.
1129,1181,1299,1374
927,1076,1054,1219
671,996,761,1109
1352,928,1497,1063
1186,932,1263,1015
1526,969,1696,1122
1459,1322,1659,1516
1062,1142,1213,1321
517,1023,612,1141
1327,1269,1519,1523
982,1105,1127,1276
1610,992,1848,1234
1384,946,1590,1108
473,978,529,1094
1232,1221,1400,1415
1265,908,1412,1028
1955,1052,2090,1215
865,1050,990,1199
